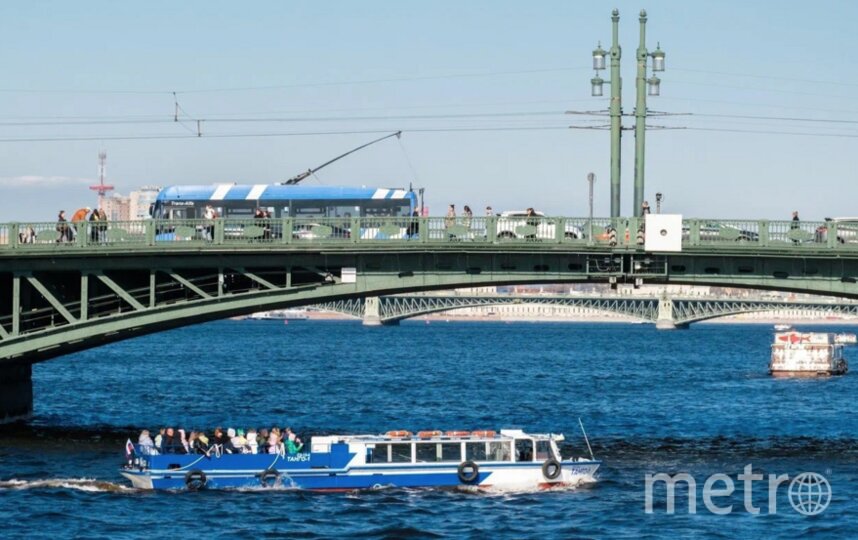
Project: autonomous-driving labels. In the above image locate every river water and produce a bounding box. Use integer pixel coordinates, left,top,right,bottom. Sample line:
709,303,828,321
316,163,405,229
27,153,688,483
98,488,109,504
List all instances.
1,321,856,538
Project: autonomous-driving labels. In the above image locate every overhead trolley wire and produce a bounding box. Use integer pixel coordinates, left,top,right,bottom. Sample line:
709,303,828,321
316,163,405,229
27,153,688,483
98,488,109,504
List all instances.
0,66,589,95
0,126,574,143
0,110,569,127
2,122,858,143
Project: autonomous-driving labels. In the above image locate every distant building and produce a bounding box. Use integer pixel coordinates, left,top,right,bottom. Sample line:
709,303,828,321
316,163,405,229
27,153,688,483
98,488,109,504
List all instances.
103,193,130,222
129,185,161,220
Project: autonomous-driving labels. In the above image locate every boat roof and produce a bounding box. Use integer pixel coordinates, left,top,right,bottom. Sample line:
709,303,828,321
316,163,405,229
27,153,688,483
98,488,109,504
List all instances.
311,429,564,445
156,184,414,203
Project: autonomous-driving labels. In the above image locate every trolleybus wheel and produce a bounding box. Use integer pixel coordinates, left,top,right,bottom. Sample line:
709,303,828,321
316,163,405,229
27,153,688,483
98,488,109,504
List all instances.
258,468,281,487
184,469,207,491
542,459,562,481
457,461,479,484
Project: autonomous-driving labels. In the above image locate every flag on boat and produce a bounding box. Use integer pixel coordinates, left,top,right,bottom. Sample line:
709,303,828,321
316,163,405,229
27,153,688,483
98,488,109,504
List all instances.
125,439,135,457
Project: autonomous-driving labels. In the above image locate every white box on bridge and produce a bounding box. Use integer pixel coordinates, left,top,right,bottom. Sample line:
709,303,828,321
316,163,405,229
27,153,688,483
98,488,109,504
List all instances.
645,214,682,252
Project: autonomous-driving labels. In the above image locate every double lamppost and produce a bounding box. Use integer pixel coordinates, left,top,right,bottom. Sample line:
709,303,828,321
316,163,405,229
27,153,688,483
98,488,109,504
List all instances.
590,9,665,217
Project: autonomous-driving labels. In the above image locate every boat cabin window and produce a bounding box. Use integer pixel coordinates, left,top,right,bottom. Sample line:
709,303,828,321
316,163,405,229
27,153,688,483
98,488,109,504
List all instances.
515,439,534,462
415,443,461,462
390,443,412,463
465,442,487,462
441,443,461,462
488,441,511,462
369,443,389,463
536,440,553,461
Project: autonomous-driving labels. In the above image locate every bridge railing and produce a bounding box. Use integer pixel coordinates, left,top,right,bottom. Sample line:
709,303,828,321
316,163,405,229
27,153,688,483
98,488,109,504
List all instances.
0,217,851,250
684,219,833,248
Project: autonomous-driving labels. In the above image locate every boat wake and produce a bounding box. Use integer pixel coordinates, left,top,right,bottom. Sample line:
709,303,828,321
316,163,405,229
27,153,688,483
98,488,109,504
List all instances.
457,476,598,496
0,478,136,493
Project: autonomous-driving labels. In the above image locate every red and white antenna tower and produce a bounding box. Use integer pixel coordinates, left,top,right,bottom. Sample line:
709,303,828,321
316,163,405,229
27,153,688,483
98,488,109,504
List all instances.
89,150,114,209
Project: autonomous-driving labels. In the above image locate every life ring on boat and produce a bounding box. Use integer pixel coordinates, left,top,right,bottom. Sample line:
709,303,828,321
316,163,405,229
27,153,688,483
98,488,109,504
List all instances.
445,431,471,437
184,469,207,491
385,430,412,438
417,430,442,439
542,459,562,481
458,461,480,484
471,430,496,438
258,468,280,487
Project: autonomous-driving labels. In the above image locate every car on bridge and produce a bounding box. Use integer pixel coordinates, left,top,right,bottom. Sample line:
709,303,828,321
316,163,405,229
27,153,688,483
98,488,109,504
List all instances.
495,211,584,241
682,221,759,243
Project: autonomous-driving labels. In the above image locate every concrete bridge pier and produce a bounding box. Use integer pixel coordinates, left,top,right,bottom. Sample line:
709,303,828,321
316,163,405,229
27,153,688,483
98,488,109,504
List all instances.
655,296,688,330
361,297,399,326
0,362,33,425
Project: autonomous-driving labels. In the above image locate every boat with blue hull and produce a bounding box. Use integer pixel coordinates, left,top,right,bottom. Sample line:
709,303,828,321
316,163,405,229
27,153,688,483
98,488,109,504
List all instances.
121,429,600,491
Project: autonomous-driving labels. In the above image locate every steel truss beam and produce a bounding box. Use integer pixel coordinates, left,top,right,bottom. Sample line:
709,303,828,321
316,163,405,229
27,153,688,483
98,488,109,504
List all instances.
5,246,858,364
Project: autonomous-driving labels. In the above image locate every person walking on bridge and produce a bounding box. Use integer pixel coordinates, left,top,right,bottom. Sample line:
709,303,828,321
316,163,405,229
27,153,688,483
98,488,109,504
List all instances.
56,210,71,243
791,210,800,244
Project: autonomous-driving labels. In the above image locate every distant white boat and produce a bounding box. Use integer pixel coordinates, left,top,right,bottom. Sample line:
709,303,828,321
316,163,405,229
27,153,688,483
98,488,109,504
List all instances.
770,331,848,377
246,309,308,321
773,324,792,331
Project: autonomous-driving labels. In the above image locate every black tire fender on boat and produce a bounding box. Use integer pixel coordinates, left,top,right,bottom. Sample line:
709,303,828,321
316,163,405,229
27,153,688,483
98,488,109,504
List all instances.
542,459,562,481
458,460,479,484
258,468,280,487
184,469,207,490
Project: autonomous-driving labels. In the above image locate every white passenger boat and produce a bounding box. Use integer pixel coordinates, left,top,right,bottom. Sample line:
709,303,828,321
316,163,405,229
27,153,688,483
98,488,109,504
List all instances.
773,324,792,331
770,331,848,377
121,428,600,491
246,309,308,321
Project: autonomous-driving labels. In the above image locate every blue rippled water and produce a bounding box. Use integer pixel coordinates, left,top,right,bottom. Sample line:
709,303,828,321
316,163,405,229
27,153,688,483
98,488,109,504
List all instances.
2,321,857,538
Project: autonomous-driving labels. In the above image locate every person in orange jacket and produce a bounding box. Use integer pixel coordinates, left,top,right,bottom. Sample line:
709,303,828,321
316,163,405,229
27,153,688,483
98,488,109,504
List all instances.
71,207,91,222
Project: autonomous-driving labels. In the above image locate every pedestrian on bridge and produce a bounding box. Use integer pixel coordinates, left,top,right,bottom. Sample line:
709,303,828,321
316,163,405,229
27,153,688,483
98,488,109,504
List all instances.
462,205,473,229
56,210,71,243
791,210,801,244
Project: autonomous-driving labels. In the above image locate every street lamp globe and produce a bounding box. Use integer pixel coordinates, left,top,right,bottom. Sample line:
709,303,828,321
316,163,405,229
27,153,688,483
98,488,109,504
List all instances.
647,75,661,96
651,45,665,72
591,75,605,97
592,43,607,70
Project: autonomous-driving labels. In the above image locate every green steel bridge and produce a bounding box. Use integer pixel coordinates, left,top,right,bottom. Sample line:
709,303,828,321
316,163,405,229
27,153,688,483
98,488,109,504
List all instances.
315,293,858,327
1,214,858,422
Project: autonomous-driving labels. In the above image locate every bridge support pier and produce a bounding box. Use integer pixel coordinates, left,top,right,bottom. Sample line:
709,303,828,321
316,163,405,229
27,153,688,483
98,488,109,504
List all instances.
655,295,688,330
0,362,33,425
655,319,689,330
362,296,399,326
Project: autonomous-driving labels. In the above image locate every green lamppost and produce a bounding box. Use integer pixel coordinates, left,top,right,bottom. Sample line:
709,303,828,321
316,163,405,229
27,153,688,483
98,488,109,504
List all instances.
590,9,621,218
591,9,665,218
633,9,666,217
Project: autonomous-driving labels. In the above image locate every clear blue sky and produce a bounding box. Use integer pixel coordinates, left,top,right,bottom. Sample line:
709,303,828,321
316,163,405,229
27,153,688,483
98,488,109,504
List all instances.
0,0,856,220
